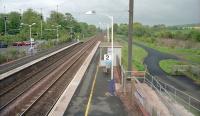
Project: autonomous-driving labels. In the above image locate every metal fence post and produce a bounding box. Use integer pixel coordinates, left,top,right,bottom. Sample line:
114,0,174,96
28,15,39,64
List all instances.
174,87,176,100
189,96,191,111
159,83,161,92
123,70,126,94
151,75,153,88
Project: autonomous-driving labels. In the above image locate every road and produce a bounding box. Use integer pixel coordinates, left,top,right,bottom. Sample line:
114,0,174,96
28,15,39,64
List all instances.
134,42,200,99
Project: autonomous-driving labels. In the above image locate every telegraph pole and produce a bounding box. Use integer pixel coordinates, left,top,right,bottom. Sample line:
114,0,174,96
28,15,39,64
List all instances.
128,0,134,72
40,8,43,38
4,5,7,35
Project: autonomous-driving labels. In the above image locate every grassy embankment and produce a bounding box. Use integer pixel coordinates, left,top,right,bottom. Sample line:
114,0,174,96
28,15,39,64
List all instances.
115,35,148,71
136,38,200,84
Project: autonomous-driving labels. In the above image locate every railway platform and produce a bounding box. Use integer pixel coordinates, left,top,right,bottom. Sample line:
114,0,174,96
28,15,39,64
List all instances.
0,42,79,79
65,66,127,116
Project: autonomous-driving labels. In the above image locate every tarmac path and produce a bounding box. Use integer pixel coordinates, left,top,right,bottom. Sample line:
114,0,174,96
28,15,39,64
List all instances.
134,42,200,99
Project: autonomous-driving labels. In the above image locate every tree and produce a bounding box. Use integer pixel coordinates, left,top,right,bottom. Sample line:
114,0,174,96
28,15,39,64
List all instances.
47,11,65,26
117,24,128,35
0,9,97,43
7,12,21,34
0,14,5,35
21,9,42,39
133,22,147,37
113,23,118,33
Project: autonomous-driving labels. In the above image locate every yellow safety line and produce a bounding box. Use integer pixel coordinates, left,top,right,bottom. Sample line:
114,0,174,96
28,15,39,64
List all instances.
84,64,99,116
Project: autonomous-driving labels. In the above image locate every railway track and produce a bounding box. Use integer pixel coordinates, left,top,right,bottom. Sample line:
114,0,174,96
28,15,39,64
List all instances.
0,43,82,107
0,36,99,116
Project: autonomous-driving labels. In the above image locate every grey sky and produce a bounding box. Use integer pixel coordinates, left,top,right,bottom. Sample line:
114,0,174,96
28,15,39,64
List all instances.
1,0,200,26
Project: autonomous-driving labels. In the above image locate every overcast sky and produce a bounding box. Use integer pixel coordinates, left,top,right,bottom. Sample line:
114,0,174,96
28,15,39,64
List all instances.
1,0,200,26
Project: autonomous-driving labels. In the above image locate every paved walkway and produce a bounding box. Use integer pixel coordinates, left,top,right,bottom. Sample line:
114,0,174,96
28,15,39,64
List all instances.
135,42,200,99
65,66,127,116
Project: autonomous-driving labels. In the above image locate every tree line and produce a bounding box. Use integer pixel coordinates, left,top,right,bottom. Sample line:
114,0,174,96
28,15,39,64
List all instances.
0,9,98,44
114,22,200,42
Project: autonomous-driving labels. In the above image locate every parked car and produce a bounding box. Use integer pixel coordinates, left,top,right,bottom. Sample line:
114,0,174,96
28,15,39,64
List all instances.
13,41,36,46
23,41,31,46
0,42,8,48
13,42,23,46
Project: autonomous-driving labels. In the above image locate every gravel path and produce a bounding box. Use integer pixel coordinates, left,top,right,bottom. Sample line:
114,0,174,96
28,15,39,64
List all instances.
134,42,200,99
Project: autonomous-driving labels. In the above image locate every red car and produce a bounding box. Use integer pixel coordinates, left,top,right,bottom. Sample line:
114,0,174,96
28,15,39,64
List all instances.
23,41,31,46
13,41,35,46
13,42,23,46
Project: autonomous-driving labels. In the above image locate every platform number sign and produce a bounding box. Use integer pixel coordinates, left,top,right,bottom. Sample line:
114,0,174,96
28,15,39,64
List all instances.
104,54,111,61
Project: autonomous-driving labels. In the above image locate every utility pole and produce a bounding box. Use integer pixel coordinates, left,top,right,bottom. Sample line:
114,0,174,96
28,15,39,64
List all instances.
56,5,58,22
40,8,43,39
4,5,7,35
69,27,73,40
128,0,134,73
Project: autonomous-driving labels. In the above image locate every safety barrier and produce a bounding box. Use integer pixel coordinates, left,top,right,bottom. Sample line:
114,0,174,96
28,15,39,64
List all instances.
120,66,200,115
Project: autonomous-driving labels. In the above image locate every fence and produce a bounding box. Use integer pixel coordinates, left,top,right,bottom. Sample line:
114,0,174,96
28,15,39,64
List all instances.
144,72,200,114
120,66,200,116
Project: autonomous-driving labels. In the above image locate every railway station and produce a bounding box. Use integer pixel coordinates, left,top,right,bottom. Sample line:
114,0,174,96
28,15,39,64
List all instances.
0,34,198,116
0,0,200,116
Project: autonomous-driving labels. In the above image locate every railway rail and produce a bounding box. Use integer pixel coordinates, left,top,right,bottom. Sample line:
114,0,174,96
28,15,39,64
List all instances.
0,36,100,116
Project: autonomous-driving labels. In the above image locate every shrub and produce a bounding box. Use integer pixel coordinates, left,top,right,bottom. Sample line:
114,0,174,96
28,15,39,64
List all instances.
0,54,6,64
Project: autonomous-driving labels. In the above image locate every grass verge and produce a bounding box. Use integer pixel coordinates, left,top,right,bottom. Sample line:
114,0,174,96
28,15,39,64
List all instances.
159,59,200,84
159,59,186,74
115,35,148,71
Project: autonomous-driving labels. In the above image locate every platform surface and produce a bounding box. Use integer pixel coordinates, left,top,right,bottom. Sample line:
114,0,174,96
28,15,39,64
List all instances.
65,66,127,116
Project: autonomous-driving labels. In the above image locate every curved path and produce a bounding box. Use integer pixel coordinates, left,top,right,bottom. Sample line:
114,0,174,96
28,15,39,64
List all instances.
134,42,200,99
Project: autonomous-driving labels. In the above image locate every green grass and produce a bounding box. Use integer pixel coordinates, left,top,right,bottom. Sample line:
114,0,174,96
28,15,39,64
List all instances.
115,35,148,71
159,59,186,74
136,40,200,64
159,59,200,84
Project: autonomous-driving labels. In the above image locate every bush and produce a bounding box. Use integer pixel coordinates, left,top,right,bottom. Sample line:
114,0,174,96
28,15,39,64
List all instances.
0,54,6,64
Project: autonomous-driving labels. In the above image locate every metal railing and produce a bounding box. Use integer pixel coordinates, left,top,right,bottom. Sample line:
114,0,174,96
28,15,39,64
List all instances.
120,66,200,115
144,72,200,115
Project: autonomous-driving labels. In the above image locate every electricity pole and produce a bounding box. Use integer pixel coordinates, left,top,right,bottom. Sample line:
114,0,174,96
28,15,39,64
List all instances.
4,5,7,35
40,8,43,39
128,0,134,72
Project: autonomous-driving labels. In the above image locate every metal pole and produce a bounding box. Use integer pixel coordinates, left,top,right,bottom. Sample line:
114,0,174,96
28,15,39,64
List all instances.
128,0,134,72
4,16,6,35
107,24,110,42
30,25,32,48
57,26,59,42
70,27,73,40
40,8,43,38
111,16,114,80
4,5,6,35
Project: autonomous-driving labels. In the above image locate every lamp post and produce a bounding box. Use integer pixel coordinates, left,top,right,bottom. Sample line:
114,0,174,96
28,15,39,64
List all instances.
52,25,61,42
4,5,7,35
21,23,36,49
86,10,114,80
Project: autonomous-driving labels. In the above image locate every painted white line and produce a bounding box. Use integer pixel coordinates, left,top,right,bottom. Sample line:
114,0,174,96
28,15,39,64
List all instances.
48,41,100,116
0,42,79,80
